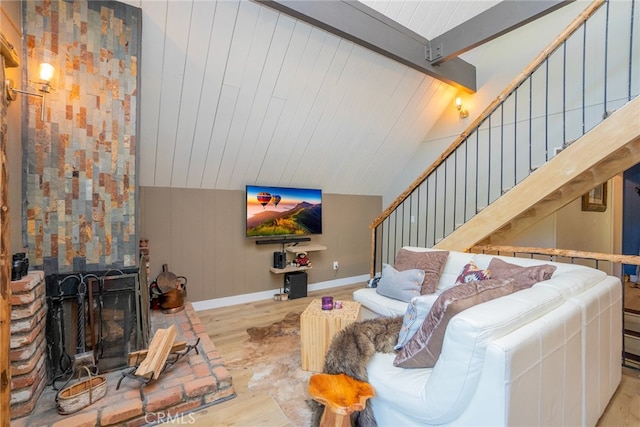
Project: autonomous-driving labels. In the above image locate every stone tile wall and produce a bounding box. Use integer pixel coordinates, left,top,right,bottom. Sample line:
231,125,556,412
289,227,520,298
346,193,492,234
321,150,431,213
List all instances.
22,0,140,274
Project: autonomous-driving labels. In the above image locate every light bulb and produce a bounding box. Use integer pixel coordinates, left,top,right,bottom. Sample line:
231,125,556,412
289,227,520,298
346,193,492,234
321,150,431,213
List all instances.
39,63,55,83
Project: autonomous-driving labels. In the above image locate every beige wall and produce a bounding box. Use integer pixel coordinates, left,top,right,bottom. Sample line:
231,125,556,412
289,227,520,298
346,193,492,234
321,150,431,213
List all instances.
504,178,617,273
139,187,381,302
556,181,615,255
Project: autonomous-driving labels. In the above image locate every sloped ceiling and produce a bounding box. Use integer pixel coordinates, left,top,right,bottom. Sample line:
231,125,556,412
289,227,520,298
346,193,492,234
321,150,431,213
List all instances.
123,0,500,195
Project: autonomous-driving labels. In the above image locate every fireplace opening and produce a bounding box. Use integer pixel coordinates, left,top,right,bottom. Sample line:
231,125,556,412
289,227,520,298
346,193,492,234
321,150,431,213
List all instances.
44,267,148,384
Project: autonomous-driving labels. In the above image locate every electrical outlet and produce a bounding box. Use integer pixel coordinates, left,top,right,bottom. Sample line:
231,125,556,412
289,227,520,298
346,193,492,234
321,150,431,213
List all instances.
333,261,339,270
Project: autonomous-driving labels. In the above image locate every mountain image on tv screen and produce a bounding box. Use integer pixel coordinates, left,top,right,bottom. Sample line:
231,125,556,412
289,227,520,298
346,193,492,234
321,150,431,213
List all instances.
246,186,322,237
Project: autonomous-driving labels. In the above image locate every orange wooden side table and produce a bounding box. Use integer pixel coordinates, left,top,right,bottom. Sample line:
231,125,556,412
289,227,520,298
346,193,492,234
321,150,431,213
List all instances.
308,373,375,427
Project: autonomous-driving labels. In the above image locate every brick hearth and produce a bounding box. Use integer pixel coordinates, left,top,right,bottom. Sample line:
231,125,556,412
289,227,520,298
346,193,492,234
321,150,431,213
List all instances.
11,299,235,426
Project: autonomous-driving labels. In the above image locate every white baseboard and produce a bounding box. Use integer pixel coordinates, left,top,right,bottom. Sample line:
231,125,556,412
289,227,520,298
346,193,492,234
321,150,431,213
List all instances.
191,274,369,311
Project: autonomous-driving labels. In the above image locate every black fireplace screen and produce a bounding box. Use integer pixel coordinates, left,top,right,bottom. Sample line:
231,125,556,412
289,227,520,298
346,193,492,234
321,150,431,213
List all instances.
45,268,146,383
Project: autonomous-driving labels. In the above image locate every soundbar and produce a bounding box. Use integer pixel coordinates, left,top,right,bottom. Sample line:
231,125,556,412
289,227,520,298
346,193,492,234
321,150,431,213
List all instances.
255,237,311,245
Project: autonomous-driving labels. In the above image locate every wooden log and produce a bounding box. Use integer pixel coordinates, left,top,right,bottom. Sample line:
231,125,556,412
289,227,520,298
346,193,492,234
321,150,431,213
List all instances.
127,341,186,367
1,56,12,427
135,325,177,379
470,245,640,266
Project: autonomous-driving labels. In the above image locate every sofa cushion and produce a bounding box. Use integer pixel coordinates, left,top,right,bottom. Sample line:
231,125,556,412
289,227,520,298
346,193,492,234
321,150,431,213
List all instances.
394,249,449,294
454,261,491,285
394,278,518,368
488,258,556,290
395,294,438,350
375,264,424,302
353,288,411,317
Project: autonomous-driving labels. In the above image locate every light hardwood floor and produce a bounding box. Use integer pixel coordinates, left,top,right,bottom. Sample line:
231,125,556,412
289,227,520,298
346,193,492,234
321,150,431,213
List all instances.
190,283,640,426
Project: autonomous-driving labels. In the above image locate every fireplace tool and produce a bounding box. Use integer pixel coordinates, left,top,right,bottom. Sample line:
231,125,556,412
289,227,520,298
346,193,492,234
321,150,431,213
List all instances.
50,274,99,390
50,295,73,385
74,274,98,369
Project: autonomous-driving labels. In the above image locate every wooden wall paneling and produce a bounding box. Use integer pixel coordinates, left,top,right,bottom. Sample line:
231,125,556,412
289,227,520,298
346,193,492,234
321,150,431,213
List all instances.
279,32,346,184
395,1,419,25
256,22,331,185
138,0,169,186
270,20,312,100
279,37,371,186
323,57,408,189
358,79,449,189
186,0,240,189
219,4,279,189
281,28,352,183
301,41,366,185
199,84,240,189
153,0,193,187
222,1,261,89
259,28,332,186
231,16,295,186
265,23,321,182
170,1,218,188
241,98,286,186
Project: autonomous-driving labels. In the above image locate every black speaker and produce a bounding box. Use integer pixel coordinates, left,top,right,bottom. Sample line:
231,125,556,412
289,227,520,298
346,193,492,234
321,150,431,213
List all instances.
273,251,286,269
284,271,307,299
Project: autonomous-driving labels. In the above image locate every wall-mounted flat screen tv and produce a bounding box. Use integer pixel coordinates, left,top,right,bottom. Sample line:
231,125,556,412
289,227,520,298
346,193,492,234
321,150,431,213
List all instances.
246,185,322,238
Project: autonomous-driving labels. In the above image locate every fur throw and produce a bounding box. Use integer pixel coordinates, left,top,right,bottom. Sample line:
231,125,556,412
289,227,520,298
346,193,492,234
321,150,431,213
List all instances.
310,316,402,427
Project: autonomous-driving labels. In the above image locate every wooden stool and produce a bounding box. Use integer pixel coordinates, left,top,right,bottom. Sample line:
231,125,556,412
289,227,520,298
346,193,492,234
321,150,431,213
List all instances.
308,373,375,427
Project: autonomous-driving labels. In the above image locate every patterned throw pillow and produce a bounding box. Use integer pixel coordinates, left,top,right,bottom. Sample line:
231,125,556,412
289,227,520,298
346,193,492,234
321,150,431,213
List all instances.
454,261,491,285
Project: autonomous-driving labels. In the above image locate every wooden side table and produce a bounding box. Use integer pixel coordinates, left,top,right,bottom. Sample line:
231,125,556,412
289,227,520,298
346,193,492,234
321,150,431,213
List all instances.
308,373,374,427
300,299,361,372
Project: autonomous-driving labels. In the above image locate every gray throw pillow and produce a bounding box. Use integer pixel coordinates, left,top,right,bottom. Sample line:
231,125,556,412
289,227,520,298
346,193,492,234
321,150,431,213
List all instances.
375,263,424,302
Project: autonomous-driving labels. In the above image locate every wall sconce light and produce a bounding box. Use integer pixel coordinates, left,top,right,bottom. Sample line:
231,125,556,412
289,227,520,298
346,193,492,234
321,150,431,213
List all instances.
4,62,54,121
455,97,469,119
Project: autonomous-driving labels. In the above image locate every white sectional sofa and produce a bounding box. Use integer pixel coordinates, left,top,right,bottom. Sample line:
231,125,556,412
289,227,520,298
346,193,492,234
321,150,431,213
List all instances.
353,247,622,427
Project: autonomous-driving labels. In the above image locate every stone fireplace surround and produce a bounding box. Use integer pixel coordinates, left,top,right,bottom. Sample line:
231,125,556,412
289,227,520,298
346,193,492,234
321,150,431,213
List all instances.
10,272,235,425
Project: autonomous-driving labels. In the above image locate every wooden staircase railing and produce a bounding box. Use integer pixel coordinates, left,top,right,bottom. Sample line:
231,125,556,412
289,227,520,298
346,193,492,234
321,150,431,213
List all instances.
369,0,639,276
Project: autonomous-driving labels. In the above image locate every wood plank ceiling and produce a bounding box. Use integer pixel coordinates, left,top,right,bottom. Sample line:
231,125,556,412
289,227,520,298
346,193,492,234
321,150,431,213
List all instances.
123,0,499,195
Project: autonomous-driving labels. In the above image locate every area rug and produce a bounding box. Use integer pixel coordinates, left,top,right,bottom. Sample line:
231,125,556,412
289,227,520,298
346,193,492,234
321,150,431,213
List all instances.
226,312,313,426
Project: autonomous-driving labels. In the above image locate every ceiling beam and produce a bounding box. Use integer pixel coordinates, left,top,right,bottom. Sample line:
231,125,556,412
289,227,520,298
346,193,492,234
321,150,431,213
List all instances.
427,0,575,64
254,0,477,92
